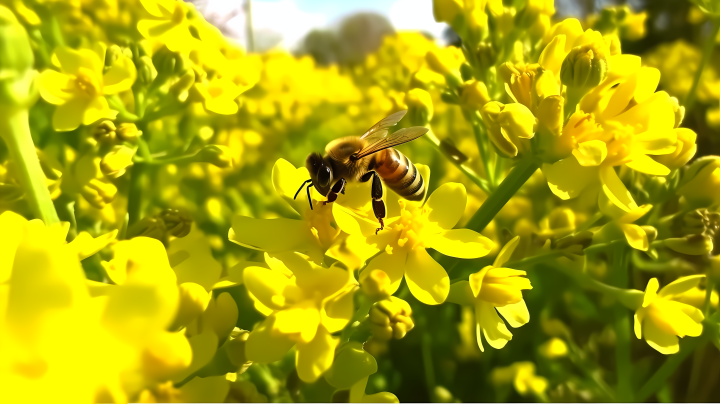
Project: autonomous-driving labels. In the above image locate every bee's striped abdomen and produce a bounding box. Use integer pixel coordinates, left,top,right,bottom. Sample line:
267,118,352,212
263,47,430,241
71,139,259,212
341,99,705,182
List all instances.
374,149,425,201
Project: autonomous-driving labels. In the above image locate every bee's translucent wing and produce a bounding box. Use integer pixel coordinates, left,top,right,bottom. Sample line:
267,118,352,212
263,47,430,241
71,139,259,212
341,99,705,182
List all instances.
354,126,428,159
359,110,407,144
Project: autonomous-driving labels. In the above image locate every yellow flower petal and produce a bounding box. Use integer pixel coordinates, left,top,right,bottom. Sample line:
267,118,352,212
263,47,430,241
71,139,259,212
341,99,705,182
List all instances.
168,227,223,291
538,34,567,77
619,223,649,251
633,129,678,155
469,266,491,298
38,70,75,105
172,330,219,383
295,326,338,383
179,375,230,403
643,318,679,355
643,278,659,307
322,285,355,333
404,247,449,305
634,313,642,339
82,96,115,126
496,300,530,328
67,230,117,261
425,182,467,230
53,97,90,131
477,300,513,350
0,211,27,283
333,204,383,237
139,0,176,17
572,140,607,166
494,236,520,267
658,275,706,299
229,216,323,262
243,266,290,310
245,316,295,363
599,165,637,212
362,251,407,296
103,57,137,95
54,46,103,76
543,157,597,200
274,302,321,342
425,229,494,259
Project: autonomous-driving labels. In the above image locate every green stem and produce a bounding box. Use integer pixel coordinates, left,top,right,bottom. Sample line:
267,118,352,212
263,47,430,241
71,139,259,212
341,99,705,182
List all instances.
507,250,565,269
636,335,706,402
465,156,538,233
341,298,373,341
685,18,720,112
471,120,496,189
610,243,633,402
0,109,59,225
421,332,435,399
704,276,715,317
126,136,151,228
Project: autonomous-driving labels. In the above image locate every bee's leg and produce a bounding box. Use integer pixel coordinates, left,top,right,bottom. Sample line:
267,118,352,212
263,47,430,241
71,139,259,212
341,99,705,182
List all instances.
323,178,346,205
370,173,385,235
306,183,314,210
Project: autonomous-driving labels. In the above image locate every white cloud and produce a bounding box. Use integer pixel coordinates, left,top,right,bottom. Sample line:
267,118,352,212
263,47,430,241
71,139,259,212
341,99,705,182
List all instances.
246,0,327,51
389,0,448,42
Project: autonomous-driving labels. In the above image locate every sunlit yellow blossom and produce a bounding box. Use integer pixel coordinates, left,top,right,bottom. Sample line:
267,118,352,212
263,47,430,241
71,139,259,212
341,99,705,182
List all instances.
491,361,548,397
593,193,655,251
334,173,494,305
635,276,705,354
39,43,136,131
325,342,399,403
447,237,532,351
243,252,356,382
229,159,340,263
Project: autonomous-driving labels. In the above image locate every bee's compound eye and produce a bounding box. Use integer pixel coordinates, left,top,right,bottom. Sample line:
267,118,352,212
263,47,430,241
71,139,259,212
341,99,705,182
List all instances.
317,165,331,188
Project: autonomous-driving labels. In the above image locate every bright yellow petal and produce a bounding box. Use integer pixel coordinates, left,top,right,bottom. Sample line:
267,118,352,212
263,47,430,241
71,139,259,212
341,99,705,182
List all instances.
139,0,176,17
274,302,321,342
538,34,567,77
425,229,494,259
634,129,677,155
404,248,449,305
478,300,513,350
425,182,467,230
496,299,530,328
0,211,27,283
322,285,355,333
333,204,381,237
634,312,642,339
295,326,338,383
229,216,323,261
618,204,652,223
643,318,679,355
572,140,607,167
494,236,520,267
619,223,648,251
172,330,218,383
599,165,637,212
82,96,115,126
179,375,230,403
626,154,671,176
54,46,103,76
67,230,117,261
543,157,597,200
53,97,90,131
38,70,75,105
103,57,137,94
658,275,706,299
643,278,659,307
243,266,290,310
245,316,295,363
361,251,407,295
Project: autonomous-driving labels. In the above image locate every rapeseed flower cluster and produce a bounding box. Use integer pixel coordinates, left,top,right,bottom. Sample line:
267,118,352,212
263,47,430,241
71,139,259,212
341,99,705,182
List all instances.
1,0,720,402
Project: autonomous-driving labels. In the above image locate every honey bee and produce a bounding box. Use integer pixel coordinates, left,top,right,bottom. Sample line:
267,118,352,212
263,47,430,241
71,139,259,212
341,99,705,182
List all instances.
294,110,428,234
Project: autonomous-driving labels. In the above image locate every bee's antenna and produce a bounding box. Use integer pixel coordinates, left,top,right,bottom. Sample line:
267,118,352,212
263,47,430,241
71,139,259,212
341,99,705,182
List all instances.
306,183,314,210
294,179,312,200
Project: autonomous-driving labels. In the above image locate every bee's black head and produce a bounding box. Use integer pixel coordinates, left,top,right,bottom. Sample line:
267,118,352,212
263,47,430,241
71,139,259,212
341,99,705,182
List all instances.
305,153,333,196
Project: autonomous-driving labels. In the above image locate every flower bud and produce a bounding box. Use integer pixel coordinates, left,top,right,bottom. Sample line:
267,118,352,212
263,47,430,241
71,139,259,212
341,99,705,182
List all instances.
678,156,720,208
101,145,135,179
458,80,490,111
432,0,463,24
425,47,464,88
538,338,568,359
476,42,497,70
516,0,555,29
432,386,454,403
170,282,210,330
159,208,192,238
480,101,537,158
81,178,117,209
653,128,697,171
136,55,157,87
361,269,392,301
641,226,658,244
548,207,575,231
116,122,141,141
324,342,378,389
105,44,123,68
0,6,37,108
560,42,609,89
127,216,167,240
225,328,252,372
169,69,195,102
93,120,117,143
664,234,714,255
405,88,433,126
195,144,235,168
367,296,414,341
668,97,686,129
152,46,186,76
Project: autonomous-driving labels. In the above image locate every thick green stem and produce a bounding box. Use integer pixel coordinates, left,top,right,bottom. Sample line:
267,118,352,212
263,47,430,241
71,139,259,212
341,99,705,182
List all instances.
685,18,720,112
610,243,633,402
0,109,59,225
465,156,538,233
126,136,151,228
637,335,706,402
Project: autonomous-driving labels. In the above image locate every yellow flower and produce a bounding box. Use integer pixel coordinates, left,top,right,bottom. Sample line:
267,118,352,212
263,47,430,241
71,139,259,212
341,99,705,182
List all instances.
481,101,537,158
39,43,136,131
137,0,204,54
334,176,494,305
447,236,532,351
539,338,568,358
593,192,655,251
491,361,548,398
243,252,356,382
325,342,398,403
677,156,720,208
229,159,340,263
634,276,705,354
